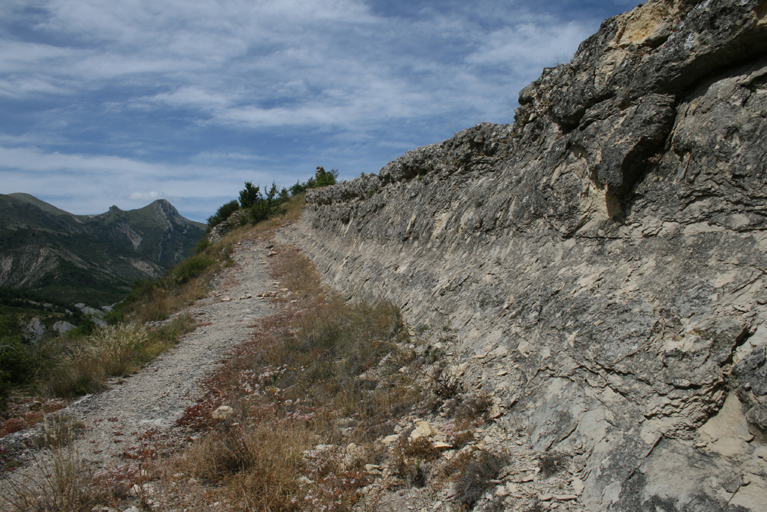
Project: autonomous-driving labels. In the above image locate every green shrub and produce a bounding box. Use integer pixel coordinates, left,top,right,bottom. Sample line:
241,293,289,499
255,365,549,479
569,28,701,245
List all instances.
314,166,338,187
195,236,211,254
289,181,307,196
248,183,282,225
303,166,339,190
0,335,40,403
171,255,214,284
207,200,240,230
239,181,261,209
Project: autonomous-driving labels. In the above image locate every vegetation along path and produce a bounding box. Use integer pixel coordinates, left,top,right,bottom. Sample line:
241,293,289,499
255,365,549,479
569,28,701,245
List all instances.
2,236,274,496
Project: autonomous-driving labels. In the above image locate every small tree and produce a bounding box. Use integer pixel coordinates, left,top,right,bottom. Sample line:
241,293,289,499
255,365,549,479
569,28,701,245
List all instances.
207,200,240,230
314,166,338,187
239,182,261,209
248,182,282,225
290,181,307,196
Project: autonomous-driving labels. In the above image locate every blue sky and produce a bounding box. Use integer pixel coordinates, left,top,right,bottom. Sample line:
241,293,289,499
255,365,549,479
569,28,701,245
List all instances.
0,0,638,222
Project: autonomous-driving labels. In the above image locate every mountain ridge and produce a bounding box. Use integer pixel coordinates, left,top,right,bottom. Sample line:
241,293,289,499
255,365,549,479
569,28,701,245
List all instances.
0,194,206,305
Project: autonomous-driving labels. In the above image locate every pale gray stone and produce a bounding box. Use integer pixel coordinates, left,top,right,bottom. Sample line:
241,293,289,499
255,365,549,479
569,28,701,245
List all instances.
282,1,767,510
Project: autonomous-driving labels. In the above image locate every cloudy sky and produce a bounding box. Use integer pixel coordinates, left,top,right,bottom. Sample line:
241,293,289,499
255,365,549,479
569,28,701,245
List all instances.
1,0,638,222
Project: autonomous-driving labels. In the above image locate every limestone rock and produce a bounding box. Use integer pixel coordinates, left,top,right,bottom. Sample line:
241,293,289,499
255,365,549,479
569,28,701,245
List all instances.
52,320,75,334
282,1,767,510
410,421,437,441
23,317,45,343
211,406,234,420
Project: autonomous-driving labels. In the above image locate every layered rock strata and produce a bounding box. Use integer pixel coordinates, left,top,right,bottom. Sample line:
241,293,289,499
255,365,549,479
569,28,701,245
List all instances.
284,1,767,510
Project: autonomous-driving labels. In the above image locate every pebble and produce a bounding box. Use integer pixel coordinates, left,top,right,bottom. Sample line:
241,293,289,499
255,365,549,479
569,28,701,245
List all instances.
211,405,234,420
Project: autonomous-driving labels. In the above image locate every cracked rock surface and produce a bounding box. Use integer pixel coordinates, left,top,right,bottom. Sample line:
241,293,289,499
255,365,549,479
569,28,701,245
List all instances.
283,1,767,510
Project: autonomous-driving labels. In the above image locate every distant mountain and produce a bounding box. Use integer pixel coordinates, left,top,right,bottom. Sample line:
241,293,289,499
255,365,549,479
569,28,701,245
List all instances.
0,194,206,305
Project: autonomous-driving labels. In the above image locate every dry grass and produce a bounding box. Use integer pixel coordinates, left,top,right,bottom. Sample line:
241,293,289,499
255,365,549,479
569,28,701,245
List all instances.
182,422,311,511
451,450,507,510
392,437,441,488
0,450,108,512
46,315,194,397
169,241,425,511
1,418,111,512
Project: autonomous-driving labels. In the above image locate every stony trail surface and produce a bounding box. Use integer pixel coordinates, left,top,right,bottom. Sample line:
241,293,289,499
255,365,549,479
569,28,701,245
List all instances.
67,238,272,468
3,237,273,479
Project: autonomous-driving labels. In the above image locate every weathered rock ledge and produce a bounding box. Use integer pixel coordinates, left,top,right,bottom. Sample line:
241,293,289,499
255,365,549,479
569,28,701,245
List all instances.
283,1,767,510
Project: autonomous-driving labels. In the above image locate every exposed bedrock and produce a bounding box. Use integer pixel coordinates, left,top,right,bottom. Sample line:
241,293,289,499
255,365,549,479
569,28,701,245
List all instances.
283,1,767,510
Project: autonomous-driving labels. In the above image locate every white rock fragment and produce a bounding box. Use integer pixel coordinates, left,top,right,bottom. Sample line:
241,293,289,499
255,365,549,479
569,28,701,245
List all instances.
410,421,438,441
211,405,234,420
571,476,585,495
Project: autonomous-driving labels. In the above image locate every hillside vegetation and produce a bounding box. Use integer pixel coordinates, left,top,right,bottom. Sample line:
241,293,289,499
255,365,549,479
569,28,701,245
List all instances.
0,194,206,306
0,170,324,419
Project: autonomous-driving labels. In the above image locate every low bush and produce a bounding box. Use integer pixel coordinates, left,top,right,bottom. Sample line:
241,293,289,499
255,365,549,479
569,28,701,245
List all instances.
47,317,192,397
206,200,240,230
451,450,507,510
0,335,44,404
171,255,214,285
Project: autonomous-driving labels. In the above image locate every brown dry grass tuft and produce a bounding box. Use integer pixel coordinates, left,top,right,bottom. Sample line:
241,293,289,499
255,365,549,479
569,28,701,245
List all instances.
169,237,425,511
46,315,194,397
1,425,111,512
183,422,311,511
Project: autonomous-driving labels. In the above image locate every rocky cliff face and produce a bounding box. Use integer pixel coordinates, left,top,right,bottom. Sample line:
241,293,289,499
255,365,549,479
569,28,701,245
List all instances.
283,1,767,510
0,195,206,305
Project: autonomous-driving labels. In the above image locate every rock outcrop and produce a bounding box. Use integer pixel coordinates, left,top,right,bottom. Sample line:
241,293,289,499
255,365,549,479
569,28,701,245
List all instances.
283,1,767,510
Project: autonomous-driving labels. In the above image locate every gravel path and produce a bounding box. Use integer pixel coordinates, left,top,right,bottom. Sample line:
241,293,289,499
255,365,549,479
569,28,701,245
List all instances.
68,237,272,467
2,237,273,483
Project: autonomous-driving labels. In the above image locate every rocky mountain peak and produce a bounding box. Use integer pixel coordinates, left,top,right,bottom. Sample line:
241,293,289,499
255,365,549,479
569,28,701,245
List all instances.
0,195,205,305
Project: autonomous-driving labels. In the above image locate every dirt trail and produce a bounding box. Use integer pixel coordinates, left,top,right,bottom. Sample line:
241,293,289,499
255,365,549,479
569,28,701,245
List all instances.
3,237,272,480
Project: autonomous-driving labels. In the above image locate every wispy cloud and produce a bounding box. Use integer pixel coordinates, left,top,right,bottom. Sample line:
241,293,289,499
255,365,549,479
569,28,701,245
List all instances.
0,0,638,220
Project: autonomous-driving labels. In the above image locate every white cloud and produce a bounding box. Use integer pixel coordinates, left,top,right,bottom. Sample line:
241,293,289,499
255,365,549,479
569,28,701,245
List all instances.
0,0,636,220
0,41,76,72
148,87,230,111
466,21,592,71
1,0,588,126
129,190,162,201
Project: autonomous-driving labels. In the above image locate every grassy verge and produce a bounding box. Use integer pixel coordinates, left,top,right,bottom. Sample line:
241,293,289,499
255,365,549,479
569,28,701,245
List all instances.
165,242,424,511
162,241,508,511
45,316,194,397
